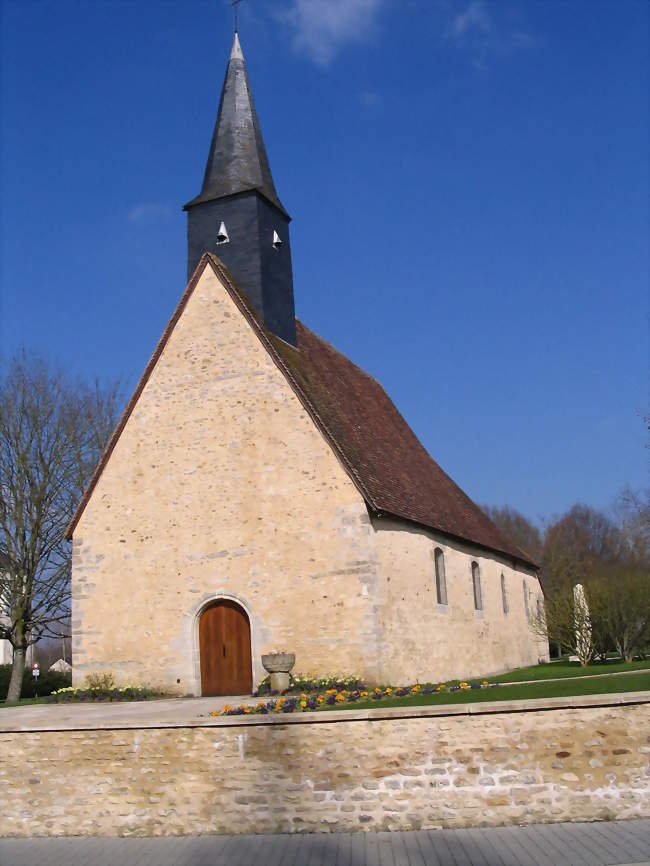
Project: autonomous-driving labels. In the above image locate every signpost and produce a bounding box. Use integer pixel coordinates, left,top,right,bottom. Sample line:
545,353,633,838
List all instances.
32,663,40,699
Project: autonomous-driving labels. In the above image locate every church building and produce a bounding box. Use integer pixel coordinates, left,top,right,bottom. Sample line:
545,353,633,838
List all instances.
66,33,547,696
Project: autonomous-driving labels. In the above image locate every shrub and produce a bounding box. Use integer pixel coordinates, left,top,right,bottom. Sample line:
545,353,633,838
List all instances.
0,664,72,699
85,672,116,692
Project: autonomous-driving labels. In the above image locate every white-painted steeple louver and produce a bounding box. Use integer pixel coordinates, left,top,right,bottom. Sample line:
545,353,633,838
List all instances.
216,221,229,245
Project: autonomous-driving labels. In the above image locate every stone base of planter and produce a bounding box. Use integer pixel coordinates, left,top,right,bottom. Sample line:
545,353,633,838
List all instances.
270,672,290,693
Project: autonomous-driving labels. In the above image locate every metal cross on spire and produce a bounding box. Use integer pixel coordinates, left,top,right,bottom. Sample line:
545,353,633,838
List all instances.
231,0,245,33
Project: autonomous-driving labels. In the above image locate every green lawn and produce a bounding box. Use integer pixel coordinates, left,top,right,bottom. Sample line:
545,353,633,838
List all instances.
496,657,650,682
316,671,650,712
1,696,51,709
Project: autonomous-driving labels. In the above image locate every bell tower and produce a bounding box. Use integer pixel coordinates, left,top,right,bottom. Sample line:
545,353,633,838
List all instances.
184,33,296,345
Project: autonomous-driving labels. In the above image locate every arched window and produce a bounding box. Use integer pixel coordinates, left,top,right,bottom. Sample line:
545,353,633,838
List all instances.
471,561,482,610
501,573,509,614
434,547,448,605
523,579,530,621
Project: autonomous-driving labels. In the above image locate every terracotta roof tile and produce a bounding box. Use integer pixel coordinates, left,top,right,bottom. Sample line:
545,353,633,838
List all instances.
268,323,537,568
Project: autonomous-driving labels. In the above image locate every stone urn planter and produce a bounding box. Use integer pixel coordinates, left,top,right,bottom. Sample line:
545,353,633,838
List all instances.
261,652,295,693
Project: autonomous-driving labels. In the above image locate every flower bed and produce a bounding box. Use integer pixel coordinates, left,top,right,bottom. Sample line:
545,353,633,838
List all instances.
47,685,162,703
254,673,365,696
212,679,501,717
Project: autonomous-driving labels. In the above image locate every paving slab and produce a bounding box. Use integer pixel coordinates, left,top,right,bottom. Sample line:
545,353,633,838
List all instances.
2,821,649,866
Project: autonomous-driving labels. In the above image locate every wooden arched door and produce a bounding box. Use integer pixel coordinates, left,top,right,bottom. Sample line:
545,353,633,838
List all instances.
199,600,252,696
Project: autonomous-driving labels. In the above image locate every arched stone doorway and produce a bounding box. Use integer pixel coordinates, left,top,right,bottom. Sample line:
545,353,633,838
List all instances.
199,599,252,696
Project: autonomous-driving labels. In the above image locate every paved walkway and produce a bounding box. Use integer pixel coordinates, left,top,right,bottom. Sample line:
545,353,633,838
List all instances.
2,821,649,866
2,690,648,732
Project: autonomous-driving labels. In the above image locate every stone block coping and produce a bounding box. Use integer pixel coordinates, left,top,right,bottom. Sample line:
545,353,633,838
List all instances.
1,690,648,734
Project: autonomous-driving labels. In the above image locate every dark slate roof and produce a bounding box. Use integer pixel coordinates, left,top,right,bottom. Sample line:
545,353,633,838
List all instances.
65,254,537,569
184,33,288,217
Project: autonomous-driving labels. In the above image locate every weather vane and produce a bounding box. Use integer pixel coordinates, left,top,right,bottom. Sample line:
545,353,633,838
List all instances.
231,0,245,34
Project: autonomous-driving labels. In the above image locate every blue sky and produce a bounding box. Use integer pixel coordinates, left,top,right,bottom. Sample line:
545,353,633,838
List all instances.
1,0,647,524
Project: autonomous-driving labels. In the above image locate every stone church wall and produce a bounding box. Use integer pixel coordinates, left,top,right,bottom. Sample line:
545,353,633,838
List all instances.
372,517,549,684
71,266,381,694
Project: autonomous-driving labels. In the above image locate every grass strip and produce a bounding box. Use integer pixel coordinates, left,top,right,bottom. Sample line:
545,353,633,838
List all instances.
314,671,650,712
496,658,650,683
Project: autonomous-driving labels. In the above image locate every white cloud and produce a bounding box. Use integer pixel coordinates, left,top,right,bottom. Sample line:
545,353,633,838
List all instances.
449,0,491,39
279,0,384,66
445,1,534,64
127,203,171,223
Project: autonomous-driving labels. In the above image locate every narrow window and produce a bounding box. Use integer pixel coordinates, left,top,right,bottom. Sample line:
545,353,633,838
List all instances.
471,561,482,610
501,573,509,614
536,596,543,620
434,547,448,605
523,579,530,621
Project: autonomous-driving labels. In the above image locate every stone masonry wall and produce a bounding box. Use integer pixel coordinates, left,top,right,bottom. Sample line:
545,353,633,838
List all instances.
1,700,648,837
372,517,549,684
71,265,380,694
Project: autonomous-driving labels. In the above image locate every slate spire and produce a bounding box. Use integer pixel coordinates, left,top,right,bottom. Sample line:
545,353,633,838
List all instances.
185,33,288,217
184,32,296,345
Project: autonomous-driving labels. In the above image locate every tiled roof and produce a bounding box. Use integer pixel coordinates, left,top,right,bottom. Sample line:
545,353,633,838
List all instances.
268,323,537,568
65,254,538,568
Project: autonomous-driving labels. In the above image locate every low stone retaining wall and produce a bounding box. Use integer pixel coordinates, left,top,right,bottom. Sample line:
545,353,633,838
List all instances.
1,694,648,837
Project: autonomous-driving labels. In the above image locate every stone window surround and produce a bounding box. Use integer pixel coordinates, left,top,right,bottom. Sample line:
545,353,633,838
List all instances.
501,573,509,615
471,561,483,611
433,547,448,606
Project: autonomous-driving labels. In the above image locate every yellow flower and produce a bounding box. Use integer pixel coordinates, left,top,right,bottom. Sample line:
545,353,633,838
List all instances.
460,682,469,689
435,686,442,693
360,691,368,697
326,688,337,695
317,695,325,704
300,700,307,708
244,707,252,714
209,710,219,717
222,704,231,713
385,687,392,694
335,693,345,702
482,680,489,686
411,684,421,693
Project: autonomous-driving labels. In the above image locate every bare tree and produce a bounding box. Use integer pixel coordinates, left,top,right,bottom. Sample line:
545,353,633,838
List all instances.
589,567,650,662
530,582,597,666
613,487,650,567
0,351,120,702
541,504,626,592
481,504,543,562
